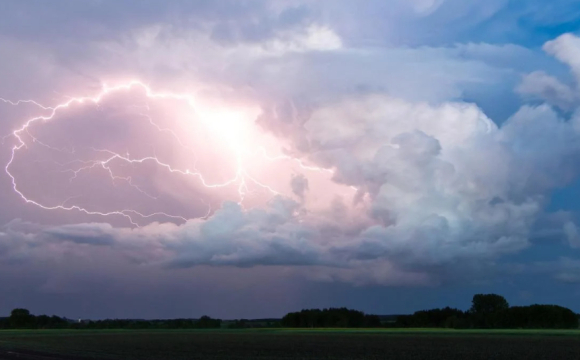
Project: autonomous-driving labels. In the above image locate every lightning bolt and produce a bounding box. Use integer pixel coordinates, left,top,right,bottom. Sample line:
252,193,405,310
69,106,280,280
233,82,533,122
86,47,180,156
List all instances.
2,80,339,226
0,98,55,110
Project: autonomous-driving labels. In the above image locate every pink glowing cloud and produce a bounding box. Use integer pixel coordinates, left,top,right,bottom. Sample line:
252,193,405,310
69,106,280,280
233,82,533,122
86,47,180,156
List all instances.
2,80,357,227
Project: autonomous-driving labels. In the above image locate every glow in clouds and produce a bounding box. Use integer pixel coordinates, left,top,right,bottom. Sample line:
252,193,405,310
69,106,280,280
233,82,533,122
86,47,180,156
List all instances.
2,81,345,227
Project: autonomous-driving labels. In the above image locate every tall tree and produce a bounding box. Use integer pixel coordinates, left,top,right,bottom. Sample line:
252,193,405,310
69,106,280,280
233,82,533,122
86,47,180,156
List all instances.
9,308,34,328
470,294,509,314
470,294,509,328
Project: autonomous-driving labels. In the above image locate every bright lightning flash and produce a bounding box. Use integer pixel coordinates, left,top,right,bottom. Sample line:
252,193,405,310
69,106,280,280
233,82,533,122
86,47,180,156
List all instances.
1,81,338,226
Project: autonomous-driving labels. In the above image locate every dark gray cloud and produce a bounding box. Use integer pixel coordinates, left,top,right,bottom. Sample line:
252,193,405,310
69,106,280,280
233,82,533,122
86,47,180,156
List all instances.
290,173,309,199
44,224,116,246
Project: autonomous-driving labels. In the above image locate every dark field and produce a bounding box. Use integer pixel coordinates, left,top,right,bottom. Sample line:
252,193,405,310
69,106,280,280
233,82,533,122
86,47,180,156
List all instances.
1,329,580,360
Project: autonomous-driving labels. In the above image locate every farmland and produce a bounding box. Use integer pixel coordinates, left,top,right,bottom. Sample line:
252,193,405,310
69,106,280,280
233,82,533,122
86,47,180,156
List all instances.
1,329,580,360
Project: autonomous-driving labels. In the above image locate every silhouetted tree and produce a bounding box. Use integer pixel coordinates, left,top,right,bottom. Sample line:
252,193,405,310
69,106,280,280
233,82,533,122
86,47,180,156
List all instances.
9,308,34,328
470,294,509,314
469,294,509,328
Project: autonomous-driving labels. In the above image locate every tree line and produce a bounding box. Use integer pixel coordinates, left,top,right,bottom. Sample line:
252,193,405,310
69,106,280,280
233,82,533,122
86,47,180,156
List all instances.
281,294,578,329
1,294,577,330
281,308,382,328
0,309,221,329
394,294,578,329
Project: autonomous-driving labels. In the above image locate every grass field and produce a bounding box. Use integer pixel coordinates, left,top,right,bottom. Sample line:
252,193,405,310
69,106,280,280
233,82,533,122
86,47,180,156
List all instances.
1,328,580,359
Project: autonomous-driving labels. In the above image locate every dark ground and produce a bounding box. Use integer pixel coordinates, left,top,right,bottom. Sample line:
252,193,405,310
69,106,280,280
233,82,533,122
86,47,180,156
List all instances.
0,331,580,360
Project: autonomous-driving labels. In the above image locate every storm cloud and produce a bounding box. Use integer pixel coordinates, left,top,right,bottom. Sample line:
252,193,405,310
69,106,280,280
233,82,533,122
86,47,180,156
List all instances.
1,0,580,318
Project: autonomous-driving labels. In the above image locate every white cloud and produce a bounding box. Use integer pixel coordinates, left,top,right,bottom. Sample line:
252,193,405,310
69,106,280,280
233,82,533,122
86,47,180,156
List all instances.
263,25,342,55
544,33,580,80
517,71,577,110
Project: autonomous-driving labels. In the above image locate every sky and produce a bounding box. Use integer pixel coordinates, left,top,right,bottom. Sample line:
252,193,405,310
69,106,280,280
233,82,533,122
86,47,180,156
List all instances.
1,0,580,320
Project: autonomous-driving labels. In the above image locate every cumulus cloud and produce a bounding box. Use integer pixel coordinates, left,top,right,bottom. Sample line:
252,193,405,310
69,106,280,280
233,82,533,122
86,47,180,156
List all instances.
514,33,580,112
544,33,580,80
3,86,580,285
